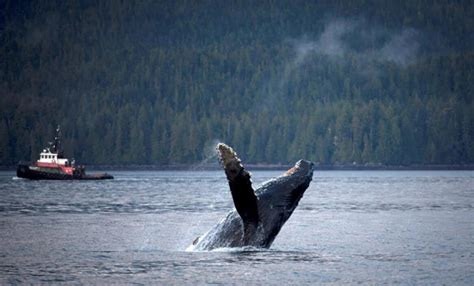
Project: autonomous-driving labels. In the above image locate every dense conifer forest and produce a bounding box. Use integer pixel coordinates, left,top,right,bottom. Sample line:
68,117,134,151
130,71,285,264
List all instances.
1,0,473,166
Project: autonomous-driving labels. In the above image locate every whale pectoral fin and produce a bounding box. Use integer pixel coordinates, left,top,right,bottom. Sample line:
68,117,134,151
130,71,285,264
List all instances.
217,143,259,227
228,169,259,227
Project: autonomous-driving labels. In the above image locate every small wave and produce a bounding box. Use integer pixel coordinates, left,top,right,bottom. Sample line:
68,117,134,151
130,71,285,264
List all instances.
211,246,265,253
186,245,267,253
300,202,474,212
359,253,411,262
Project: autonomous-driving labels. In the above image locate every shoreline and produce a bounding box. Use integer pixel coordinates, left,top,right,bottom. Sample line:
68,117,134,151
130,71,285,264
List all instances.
1,164,473,171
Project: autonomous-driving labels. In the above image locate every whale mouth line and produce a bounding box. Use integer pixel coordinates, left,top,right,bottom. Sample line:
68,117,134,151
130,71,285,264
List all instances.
283,166,298,176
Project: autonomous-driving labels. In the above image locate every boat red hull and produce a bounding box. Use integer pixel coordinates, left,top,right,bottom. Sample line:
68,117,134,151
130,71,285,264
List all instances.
17,164,113,180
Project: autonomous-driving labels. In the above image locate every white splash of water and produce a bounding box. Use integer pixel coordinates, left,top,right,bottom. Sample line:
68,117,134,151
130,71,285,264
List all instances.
190,139,222,170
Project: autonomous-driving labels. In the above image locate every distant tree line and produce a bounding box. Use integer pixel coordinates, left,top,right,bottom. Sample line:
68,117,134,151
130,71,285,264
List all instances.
1,0,473,165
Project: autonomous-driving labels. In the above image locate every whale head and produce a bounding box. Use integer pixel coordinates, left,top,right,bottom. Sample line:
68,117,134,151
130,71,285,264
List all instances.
255,159,314,247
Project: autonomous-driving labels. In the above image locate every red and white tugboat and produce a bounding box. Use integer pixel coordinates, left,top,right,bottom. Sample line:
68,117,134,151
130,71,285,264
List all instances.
17,126,113,180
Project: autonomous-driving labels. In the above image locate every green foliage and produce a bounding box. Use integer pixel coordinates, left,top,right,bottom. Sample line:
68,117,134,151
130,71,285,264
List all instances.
1,0,473,165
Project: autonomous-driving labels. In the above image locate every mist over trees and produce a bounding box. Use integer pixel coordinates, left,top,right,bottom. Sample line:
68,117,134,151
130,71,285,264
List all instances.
1,0,473,166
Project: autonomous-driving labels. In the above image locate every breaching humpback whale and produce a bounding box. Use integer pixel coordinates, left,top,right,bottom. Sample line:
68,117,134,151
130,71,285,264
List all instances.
188,143,314,251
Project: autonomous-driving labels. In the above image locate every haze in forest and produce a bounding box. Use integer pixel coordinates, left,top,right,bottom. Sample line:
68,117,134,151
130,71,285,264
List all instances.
1,1,473,166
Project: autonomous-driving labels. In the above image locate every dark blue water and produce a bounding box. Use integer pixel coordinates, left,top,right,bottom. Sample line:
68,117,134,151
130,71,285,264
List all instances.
1,170,473,284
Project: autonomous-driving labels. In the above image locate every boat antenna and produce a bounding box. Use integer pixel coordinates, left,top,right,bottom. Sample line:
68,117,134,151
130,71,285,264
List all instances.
53,125,62,155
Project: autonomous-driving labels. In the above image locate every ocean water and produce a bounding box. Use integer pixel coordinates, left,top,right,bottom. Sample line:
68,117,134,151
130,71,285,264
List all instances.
0,170,473,284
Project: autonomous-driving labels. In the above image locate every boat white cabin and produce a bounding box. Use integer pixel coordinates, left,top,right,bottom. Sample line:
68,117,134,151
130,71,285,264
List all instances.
38,148,69,166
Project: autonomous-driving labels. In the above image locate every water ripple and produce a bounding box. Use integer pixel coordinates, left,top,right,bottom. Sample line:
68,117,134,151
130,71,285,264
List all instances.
0,170,473,285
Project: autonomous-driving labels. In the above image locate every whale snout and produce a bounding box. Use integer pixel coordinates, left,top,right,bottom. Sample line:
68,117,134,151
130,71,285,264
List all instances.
296,159,314,172
285,159,314,179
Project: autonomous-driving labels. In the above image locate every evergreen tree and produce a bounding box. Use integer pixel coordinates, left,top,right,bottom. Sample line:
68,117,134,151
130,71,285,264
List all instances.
1,1,473,166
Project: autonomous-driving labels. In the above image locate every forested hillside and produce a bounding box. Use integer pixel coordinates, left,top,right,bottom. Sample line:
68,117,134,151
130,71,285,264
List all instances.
1,0,473,165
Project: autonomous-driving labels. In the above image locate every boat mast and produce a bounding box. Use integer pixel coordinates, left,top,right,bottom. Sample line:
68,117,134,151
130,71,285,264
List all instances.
52,125,64,157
